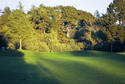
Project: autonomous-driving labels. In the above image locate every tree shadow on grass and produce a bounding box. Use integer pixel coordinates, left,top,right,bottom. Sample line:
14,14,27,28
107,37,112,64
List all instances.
0,50,24,57
0,50,61,84
38,56,125,84
69,50,125,62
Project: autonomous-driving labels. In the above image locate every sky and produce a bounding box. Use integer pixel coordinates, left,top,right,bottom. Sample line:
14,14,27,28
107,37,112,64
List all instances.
0,0,113,15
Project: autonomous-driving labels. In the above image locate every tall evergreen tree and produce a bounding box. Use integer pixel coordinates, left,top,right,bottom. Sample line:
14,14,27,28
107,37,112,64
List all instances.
0,7,11,49
100,0,125,52
0,7,11,26
3,5,33,49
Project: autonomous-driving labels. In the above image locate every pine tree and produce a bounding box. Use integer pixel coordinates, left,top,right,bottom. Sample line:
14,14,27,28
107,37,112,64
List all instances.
4,5,33,49
100,0,125,51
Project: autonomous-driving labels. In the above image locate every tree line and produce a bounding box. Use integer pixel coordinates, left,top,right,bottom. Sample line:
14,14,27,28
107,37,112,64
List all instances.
0,0,124,52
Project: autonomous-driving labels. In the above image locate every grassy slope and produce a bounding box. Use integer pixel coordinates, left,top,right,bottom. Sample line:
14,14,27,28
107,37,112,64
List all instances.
0,50,125,84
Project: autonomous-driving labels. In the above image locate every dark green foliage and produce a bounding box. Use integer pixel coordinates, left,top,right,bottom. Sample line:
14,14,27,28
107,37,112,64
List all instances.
0,7,11,49
4,10,34,49
0,5,34,50
96,0,125,52
26,5,95,52
0,1,124,52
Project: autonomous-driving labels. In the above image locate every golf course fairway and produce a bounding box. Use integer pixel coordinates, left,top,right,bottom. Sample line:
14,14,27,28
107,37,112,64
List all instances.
0,50,125,84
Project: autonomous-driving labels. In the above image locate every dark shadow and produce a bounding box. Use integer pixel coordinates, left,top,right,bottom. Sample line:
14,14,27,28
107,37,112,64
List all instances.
0,50,24,57
0,35,8,50
94,41,125,52
93,30,125,52
0,50,61,84
68,50,125,62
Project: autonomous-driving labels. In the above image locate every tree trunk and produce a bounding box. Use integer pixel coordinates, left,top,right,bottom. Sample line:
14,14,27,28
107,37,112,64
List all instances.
19,39,22,50
111,44,113,52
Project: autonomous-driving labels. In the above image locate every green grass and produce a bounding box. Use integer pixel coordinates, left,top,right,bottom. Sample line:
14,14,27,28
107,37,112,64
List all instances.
0,50,125,84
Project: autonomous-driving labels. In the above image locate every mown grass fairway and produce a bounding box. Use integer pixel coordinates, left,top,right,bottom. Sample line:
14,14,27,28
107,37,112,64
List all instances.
0,50,125,84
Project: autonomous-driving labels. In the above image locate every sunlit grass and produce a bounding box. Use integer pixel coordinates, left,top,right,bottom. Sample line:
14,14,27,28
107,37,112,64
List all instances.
0,50,125,84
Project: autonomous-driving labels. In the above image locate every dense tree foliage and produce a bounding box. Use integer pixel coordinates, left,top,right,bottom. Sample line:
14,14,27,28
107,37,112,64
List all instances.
0,5,34,50
96,0,125,52
0,0,124,52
